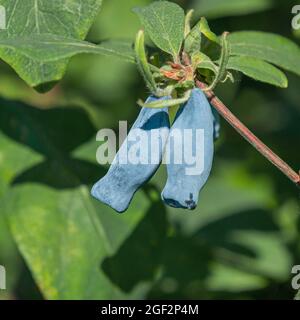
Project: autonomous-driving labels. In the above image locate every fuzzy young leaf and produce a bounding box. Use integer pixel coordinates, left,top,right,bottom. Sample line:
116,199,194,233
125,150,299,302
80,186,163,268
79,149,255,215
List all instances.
199,17,220,44
133,1,185,60
134,30,157,94
228,31,300,77
228,56,288,88
184,18,220,57
0,35,135,63
192,52,218,74
138,91,191,109
0,0,103,89
184,21,202,55
184,9,195,37
206,32,230,91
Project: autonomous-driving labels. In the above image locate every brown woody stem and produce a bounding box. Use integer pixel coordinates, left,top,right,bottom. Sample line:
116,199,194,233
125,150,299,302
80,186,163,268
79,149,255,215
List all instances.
196,80,300,186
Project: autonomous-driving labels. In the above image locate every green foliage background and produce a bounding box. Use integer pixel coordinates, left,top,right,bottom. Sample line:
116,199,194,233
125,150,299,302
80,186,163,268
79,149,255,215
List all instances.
0,0,300,299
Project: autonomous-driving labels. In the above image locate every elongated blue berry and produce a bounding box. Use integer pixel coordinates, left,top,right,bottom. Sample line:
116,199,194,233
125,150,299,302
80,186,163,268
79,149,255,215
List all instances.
91,96,170,213
162,88,214,210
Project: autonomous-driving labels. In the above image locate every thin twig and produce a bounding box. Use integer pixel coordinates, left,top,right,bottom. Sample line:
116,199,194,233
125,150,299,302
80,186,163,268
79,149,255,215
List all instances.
196,80,300,186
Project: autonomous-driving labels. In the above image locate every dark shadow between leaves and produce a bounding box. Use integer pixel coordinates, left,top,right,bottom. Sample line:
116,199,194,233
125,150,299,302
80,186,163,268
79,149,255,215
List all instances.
15,254,43,300
192,208,279,259
147,234,212,299
0,97,106,190
101,195,168,293
0,98,96,157
12,158,107,189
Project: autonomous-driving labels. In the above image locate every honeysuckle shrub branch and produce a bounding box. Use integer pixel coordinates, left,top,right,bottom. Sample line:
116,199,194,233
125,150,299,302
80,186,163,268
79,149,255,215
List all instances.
0,0,299,185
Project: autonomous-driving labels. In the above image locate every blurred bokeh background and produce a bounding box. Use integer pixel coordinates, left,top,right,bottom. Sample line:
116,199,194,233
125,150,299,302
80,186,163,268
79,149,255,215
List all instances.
0,0,300,300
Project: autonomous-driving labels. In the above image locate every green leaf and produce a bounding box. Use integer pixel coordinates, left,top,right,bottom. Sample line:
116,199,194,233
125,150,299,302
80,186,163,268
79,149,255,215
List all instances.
228,31,300,77
0,34,135,63
192,52,218,74
184,9,194,37
184,17,220,58
133,1,185,60
184,21,202,55
4,182,155,299
199,17,220,44
0,0,103,89
206,32,230,90
228,56,288,88
134,30,157,93
0,127,43,299
205,264,267,292
193,0,274,19
138,91,191,109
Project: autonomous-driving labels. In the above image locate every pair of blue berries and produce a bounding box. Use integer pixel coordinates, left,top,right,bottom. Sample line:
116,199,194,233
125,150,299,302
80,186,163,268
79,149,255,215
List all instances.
91,88,218,213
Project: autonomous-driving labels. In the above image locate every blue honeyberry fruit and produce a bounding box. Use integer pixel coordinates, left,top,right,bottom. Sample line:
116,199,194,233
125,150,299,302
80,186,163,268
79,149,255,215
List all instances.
91,96,170,213
161,88,214,210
